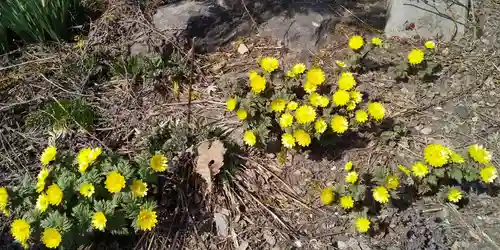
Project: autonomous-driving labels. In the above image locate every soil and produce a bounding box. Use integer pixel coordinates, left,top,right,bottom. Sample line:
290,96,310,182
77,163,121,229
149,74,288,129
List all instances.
0,0,499,249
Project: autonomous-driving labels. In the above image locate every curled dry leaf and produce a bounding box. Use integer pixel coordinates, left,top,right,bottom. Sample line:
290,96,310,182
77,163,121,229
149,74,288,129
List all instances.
195,139,227,193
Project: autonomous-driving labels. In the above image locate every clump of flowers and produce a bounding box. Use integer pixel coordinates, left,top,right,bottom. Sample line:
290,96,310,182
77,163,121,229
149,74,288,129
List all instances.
1,145,166,248
226,51,387,153
318,143,498,234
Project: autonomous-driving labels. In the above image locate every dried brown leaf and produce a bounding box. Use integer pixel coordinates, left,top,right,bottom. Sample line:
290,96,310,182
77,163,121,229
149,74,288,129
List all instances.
195,139,227,193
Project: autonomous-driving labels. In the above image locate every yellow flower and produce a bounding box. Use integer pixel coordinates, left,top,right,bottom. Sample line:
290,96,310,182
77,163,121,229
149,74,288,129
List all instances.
36,167,50,193
335,60,346,68
226,97,237,111
423,144,450,167
371,37,383,46
292,63,306,75
320,187,335,205
340,196,354,209
150,154,168,172
386,176,400,190
286,70,296,78
345,171,358,184
40,145,57,166
260,57,279,72
11,219,30,243
480,165,498,184
367,102,385,121
105,171,126,193
355,110,368,124
309,93,323,107
243,130,257,146
236,109,248,120
333,90,350,106
46,184,63,206
412,162,429,178
355,217,370,233
77,147,102,173
447,187,462,203
408,49,425,65
281,133,296,149
348,35,364,50
468,144,491,164
306,68,325,86
350,90,363,104
373,186,390,204
424,41,436,49
314,119,328,134
449,151,465,163
331,115,348,134
249,73,266,94
0,187,8,215
295,105,316,124
41,228,61,249
36,193,49,213
346,101,356,111
92,211,107,231
271,99,287,112
286,101,298,111
131,180,148,197
398,164,411,177
279,113,294,128
79,183,95,198
338,72,356,91
318,96,329,107
293,130,311,147
136,209,158,231
345,161,353,171
303,81,318,93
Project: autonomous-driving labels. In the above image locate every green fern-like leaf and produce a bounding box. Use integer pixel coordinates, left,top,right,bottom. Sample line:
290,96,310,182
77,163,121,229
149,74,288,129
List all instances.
41,211,72,232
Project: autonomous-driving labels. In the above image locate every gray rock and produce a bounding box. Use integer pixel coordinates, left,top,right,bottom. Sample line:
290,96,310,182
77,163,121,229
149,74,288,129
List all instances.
153,2,251,53
260,12,338,52
385,0,469,41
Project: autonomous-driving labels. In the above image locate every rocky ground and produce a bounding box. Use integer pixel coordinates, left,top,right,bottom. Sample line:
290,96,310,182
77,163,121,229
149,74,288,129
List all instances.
1,0,500,249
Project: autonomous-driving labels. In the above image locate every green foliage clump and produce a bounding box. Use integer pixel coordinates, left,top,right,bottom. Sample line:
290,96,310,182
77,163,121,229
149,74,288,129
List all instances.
25,98,96,133
0,0,80,44
1,145,169,248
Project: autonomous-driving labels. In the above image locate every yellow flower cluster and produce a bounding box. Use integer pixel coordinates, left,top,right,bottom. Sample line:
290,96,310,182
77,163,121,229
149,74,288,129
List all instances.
228,56,387,150
5,145,163,248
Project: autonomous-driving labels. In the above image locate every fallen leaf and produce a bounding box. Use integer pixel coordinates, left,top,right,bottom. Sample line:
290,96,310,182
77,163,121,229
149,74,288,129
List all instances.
214,213,229,237
195,140,227,193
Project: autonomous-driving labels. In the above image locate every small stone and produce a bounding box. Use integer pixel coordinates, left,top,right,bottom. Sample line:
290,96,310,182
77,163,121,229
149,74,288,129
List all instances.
337,241,348,249
420,127,432,135
237,43,249,54
263,230,276,246
213,213,229,237
237,241,249,250
294,240,303,248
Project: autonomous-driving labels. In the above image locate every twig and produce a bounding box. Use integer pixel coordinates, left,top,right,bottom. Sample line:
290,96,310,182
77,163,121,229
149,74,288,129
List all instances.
492,63,500,73
0,56,56,71
240,0,260,33
162,100,225,107
39,74,92,97
231,175,298,238
0,98,42,112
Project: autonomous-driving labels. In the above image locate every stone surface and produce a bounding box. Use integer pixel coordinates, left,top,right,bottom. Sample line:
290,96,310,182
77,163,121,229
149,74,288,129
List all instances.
260,11,338,52
384,0,469,41
153,1,251,53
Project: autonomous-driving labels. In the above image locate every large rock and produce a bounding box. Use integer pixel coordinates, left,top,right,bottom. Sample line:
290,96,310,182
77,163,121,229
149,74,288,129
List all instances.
260,11,338,52
384,0,469,41
152,1,251,52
